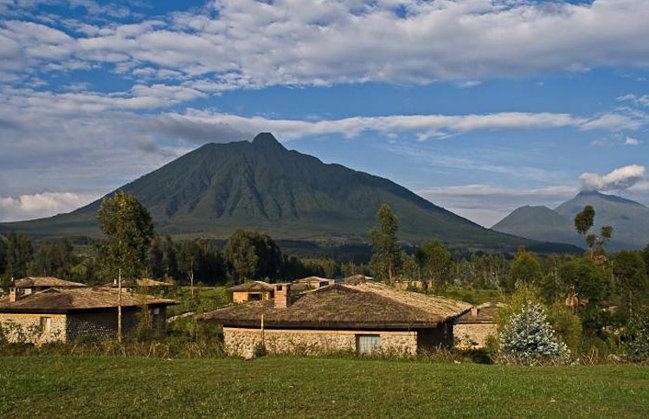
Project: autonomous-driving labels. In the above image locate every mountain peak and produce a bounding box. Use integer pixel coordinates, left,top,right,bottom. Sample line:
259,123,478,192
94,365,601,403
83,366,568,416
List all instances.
252,132,285,149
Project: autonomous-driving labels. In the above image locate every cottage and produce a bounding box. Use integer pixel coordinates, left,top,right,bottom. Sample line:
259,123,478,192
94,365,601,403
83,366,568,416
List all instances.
294,276,334,290
228,281,275,304
198,280,471,358
106,278,174,294
0,287,176,345
12,277,86,297
454,302,500,349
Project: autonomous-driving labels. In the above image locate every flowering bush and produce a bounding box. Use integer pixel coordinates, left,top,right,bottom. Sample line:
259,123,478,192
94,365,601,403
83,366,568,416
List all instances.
499,301,570,365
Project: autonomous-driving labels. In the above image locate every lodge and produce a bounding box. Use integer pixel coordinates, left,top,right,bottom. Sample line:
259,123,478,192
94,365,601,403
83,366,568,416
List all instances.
198,278,471,358
0,284,176,345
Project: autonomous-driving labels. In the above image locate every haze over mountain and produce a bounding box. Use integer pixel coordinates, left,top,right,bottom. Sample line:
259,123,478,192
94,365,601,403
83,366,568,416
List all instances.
493,191,649,250
0,133,543,252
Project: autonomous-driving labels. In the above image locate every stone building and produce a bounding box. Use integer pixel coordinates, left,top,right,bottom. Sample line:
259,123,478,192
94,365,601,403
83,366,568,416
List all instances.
198,280,471,358
228,281,275,304
454,302,500,349
0,286,176,345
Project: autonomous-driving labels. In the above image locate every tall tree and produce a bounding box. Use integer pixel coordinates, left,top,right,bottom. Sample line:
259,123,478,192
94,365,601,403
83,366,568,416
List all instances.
574,205,613,254
162,235,178,280
369,204,401,283
509,248,543,287
30,239,77,278
97,190,154,342
0,235,7,277
148,235,165,279
177,240,201,297
574,205,595,236
612,251,648,317
224,230,282,283
416,240,452,290
5,232,34,279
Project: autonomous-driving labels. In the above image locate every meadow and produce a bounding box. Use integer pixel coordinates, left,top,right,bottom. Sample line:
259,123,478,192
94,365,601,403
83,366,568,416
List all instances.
1,356,648,418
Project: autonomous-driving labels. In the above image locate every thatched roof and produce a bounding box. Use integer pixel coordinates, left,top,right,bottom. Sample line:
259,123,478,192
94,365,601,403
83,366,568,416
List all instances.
227,281,275,293
14,277,86,289
106,278,173,288
0,287,176,314
198,281,471,330
295,276,332,284
344,274,374,283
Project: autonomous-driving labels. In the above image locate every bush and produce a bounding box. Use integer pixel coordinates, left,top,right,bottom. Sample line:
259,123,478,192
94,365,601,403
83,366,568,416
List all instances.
547,301,582,353
498,301,570,365
622,311,649,362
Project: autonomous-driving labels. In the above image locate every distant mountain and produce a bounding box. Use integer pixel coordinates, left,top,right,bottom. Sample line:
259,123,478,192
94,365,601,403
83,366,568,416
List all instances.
493,191,649,250
0,133,534,252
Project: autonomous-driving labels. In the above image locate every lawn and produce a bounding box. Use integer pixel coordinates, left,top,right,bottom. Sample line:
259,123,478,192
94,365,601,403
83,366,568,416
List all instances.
1,356,648,418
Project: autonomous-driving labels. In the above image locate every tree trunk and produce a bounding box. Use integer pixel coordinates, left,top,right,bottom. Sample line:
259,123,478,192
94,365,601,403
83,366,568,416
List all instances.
117,268,122,343
190,270,194,298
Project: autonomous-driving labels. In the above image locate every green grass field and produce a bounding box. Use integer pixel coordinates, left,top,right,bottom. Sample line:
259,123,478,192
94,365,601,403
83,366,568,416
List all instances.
1,356,648,418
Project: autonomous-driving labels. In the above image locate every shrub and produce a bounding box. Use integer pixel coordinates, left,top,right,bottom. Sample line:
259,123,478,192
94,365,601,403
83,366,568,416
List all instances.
547,301,582,353
622,311,649,362
499,301,570,365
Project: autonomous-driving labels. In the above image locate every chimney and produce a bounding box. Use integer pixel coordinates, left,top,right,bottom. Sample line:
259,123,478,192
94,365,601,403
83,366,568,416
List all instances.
9,287,20,303
274,283,292,308
470,306,479,317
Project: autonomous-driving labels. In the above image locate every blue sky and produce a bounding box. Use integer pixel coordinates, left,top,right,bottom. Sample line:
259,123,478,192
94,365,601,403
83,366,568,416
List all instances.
1,0,649,226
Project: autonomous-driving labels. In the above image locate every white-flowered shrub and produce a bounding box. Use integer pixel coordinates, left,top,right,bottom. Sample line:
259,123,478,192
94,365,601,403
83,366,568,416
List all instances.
499,301,570,365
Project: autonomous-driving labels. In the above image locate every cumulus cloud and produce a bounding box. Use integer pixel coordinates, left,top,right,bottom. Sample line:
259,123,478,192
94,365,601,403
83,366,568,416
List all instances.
625,136,642,146
3,0,649,86
0,192,97,222
580,164,647,192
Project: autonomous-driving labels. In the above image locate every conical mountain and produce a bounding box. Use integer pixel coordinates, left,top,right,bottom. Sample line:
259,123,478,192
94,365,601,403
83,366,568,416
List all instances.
493,190,649,250
492,205,579,246
1,133,530,251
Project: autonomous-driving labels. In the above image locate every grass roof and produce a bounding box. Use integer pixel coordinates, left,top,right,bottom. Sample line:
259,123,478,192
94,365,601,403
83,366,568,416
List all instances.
0,287,176,314
227,281,275,293
14,277,86,289
198,281,471,330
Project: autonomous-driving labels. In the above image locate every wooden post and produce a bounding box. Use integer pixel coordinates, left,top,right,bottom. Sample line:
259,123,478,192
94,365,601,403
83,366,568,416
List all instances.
260,314,265,345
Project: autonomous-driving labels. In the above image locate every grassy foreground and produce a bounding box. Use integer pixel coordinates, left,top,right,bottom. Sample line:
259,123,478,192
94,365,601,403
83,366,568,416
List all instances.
1,356,648,418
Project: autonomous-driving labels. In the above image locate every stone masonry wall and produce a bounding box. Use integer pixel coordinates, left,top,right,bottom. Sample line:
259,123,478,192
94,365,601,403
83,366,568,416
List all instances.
224,327,418,358
66,309,139,342
454,323,496,349
0,313,67,345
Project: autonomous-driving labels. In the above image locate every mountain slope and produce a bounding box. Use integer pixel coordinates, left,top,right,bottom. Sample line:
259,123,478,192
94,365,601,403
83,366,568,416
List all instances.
1,133,531,251
493,191,649,250
492,205,580,246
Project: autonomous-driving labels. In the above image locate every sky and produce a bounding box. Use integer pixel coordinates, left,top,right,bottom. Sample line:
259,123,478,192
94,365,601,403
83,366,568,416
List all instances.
1,0,649,227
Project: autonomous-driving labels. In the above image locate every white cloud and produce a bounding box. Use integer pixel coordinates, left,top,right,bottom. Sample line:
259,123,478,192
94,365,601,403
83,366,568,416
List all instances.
154,109,640,143
3,0,649,86
580,164,647,192
618,93,649,107
625,136,642,145
0,191,97,222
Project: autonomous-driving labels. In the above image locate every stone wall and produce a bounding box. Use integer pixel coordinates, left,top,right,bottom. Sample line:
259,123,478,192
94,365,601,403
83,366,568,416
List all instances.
454,323,496,349
66,308,140,341
224,327,417,358
0,313,67,345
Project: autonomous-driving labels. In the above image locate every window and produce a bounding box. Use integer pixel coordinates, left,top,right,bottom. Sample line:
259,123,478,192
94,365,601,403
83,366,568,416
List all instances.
356,334,381,354
152,308,160,315
40,317,52,334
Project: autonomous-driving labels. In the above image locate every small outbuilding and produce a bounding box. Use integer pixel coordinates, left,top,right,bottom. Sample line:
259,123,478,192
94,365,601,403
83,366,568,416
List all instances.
0,287,176,345
228,281,275,304
294,276,334,290
454,302,500,349
198,280,471,358
12,277,86,297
